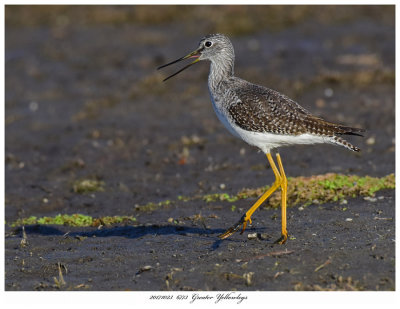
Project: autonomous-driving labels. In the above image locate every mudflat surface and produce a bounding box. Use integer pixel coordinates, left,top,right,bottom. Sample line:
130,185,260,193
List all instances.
5,6,395,291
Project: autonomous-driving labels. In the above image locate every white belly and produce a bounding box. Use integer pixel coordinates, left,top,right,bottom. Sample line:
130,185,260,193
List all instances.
233,126,330,153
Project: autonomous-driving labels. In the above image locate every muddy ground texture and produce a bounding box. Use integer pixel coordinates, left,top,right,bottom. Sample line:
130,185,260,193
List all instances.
5,6,395,290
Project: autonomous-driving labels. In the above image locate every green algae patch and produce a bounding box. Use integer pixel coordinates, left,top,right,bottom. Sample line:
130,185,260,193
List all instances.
11,214,136,227
135,173,395,212
203,192,239,203
92,216,136,226
135,173,394,213
12,214,93,227
237,173,395,208
138,199,174,212
73,179,105,194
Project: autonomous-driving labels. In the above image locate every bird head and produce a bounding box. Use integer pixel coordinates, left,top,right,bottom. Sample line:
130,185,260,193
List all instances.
157,34,234,81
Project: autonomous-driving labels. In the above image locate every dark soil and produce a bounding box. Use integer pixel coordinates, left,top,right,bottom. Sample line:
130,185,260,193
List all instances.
5,5,395,291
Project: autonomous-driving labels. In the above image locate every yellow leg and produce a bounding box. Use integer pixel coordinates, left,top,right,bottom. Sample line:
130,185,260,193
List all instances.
276,153,288,244
242,153,282,222
218,153,288,243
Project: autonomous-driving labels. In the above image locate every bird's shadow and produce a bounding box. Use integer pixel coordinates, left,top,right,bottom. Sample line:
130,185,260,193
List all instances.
13,224,262,250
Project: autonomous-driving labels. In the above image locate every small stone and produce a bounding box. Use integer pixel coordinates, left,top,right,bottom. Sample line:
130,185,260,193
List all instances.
340,199,348,205
377,196,384,200
345,218,353,222
366,136,376,145
219,183,226,190
239,148,246,156
247,233,258,240
191,135,201,144
298,206,304,211
258,233,271,240
167,217,174,223
364,196,377,202
140,265,152,272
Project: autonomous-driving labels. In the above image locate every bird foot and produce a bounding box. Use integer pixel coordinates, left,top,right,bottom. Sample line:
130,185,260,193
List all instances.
218,214,252,239
274,232,288,244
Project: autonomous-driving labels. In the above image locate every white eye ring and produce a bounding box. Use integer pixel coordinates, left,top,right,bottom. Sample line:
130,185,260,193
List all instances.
205,41,213,48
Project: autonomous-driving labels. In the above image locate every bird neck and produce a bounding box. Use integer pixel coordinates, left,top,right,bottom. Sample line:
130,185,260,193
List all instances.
208,56,234,90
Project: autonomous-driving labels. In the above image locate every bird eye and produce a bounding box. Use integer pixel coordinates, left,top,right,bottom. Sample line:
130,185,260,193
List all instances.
205,41,212,48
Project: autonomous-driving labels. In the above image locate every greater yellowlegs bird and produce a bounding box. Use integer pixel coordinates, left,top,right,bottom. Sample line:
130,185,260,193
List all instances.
158,34,364,244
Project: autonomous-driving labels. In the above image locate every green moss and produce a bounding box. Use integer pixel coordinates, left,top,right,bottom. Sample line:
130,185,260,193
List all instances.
159,200,172,206
136,173,394,212
73,179,105,194
242,173,395,208
14,216,38,226
92,216,136,226
10,173,394,227
11,214,136,227
137,199,175,212
202,192,238,203
177,195,190,202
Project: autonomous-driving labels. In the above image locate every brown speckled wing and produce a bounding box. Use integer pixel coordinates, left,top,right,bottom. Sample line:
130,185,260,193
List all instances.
228,84,363,137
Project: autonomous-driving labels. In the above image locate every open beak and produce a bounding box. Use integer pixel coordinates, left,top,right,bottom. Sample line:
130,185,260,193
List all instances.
157,48,202,82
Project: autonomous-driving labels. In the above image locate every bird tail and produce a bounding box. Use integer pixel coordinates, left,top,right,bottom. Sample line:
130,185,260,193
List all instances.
306,116,365,152
332,135,361,152
330,125,365,152
336,125,365,137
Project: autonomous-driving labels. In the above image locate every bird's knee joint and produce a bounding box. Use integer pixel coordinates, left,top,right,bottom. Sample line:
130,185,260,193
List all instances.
275,175,284,184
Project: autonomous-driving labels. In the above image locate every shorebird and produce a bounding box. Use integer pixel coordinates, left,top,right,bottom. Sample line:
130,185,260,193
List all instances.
157,34,364,244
